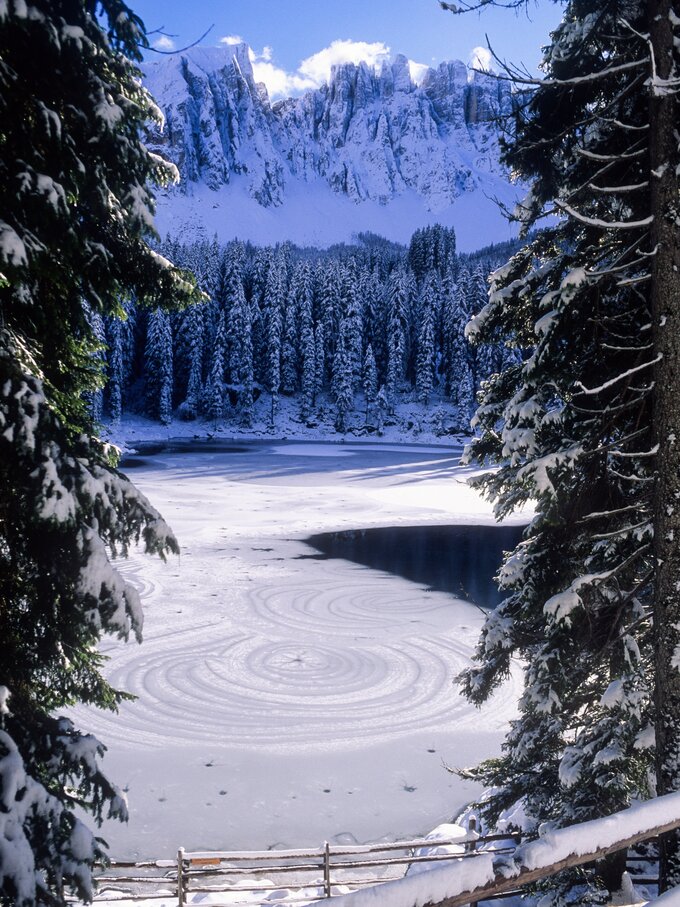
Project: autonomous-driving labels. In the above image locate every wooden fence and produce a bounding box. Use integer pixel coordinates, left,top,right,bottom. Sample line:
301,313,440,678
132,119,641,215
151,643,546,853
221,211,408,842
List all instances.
92,823,520,904
90,812,663,906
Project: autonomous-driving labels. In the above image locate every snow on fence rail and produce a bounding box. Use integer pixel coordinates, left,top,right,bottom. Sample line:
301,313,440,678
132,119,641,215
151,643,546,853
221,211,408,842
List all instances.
307,793,680,907
92,823,516,905
88,794,680,907
175,823,524,905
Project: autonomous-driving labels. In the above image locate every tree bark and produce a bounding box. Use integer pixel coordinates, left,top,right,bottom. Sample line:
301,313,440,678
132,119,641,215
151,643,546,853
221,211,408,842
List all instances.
650,0,680,891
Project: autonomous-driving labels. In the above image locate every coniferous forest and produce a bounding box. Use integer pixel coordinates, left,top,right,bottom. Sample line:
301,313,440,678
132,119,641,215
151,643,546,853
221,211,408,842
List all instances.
99,230,520,434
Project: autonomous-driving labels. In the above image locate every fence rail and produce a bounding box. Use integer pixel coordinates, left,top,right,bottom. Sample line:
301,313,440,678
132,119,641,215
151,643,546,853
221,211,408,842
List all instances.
92,824,513,905
90,813,664,907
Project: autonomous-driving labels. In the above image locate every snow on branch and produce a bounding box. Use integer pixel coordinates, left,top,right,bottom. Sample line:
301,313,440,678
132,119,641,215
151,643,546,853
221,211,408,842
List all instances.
498,58,646,88
0,729,101,904
308,793,680,907
577,146,646,162
576,355,662,395
555,200,654,230
588,181,649,194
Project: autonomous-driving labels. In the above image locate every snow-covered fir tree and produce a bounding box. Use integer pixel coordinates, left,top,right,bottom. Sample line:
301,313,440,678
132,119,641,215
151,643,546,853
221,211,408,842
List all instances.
455,0,680,897
106,316,125,423
385,267,409,410
85,308,106,424
332,321,354,433
227,280,253,395
263,253,285,425
144,308,173,425
281,288,299,395
314,321,326,404
0,2,200,902
362,344,378,420
205,308,227,425
340,263,363,386
178,303,204,420
318,260,340,381
416,272,438,406
106,300,138,424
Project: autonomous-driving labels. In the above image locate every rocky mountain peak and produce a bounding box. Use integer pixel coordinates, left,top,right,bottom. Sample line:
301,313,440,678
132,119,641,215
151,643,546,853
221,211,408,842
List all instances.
144,43,517,249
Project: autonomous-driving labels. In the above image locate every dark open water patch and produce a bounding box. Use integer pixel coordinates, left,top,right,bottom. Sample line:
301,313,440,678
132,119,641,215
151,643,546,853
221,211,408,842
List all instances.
120,439,251,468
119,456,155,469
305,524,525,609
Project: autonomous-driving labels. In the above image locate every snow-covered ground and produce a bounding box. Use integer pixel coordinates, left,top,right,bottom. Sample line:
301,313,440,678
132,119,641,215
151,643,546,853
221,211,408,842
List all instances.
154,175,519,253
74,429,526,862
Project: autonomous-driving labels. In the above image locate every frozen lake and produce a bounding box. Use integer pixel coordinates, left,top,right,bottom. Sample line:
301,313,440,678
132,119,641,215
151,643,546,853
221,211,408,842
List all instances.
73,441,525,859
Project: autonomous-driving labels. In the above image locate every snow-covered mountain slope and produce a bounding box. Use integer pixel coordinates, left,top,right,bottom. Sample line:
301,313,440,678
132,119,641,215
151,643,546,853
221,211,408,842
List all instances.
144,44,520,251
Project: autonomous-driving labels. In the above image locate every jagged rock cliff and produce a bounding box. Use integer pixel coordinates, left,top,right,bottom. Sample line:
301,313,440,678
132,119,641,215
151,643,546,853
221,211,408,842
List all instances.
144,44,517,249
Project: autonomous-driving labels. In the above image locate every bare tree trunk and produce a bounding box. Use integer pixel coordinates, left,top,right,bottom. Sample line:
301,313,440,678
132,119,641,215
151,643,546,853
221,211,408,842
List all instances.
650,0,680,890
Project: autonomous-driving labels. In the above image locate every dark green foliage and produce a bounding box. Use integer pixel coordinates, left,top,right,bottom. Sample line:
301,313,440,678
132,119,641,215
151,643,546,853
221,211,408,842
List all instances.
458,0,672,900
0,2,200,902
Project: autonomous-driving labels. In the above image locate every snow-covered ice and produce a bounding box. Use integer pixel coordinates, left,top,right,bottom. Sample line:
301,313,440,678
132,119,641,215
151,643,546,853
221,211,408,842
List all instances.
153,177,520,254
72,439,525,860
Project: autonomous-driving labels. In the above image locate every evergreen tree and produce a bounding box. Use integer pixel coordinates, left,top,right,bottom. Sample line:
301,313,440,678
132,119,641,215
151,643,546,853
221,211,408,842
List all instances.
385,267,409,411
442,271,466,397
467,266,497,391
403,268,419,382
106,316,125,423
144,308,173,424
332,322,354,433
362,344,378,420
416,273,437,407
0,2,200,902
318,261,340,382
86,308,106,424
340,263,363,386
454,0,680,897
314,321,326,403
238,301,255,427
249,247,271,383
376,384,388,434
297,263,316,419
409,225,456,278
205,308,227,425
105,302,136,423
360,269,381,356
300,321,316,420
179,304,204,420
227,279,251,386
223,241,246,380
263,257,284,425
454,362,475,431
281,289,299,395
220,241,254,422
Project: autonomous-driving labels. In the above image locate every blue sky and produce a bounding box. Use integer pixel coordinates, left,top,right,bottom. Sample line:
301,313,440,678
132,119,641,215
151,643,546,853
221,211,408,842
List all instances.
133,0,563,97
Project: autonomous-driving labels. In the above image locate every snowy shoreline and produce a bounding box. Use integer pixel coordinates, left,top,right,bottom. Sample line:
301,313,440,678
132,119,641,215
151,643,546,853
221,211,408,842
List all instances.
101,404,472,455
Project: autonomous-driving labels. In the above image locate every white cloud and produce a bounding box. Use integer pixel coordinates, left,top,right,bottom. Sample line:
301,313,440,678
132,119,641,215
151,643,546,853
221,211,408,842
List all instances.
297,39,392,86
222,37,431,100
251,60,317,97
153,34,176,51
468,46,495,73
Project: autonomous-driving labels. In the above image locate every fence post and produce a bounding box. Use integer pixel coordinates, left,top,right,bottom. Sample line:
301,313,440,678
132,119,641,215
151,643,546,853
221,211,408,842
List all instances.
466,816,478,907
323,840,332,898
177,847,185,907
